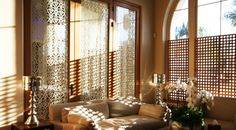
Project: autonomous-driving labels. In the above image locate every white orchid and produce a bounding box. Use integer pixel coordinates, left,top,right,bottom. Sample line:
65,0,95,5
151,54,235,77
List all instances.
197,90,214,110
186,79,197,108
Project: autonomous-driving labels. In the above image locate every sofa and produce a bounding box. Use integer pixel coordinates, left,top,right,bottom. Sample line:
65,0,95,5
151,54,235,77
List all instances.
204,97,236,130
49,97,169,130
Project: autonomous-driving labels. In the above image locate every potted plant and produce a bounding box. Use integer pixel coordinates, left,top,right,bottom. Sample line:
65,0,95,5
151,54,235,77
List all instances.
171,105,204,130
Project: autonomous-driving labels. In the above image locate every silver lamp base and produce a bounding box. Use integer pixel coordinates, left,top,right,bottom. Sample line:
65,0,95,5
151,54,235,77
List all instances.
25,115,39,126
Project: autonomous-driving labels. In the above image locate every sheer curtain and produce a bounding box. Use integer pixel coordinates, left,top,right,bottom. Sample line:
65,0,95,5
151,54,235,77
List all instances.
79,0,109,101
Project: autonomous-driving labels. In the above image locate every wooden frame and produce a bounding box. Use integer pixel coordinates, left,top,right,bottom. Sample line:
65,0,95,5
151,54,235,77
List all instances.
23,0,32,121
68,0,141,100
112,0,141,98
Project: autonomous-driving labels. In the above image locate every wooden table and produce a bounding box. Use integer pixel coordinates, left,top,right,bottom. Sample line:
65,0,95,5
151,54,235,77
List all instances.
11,120,54,130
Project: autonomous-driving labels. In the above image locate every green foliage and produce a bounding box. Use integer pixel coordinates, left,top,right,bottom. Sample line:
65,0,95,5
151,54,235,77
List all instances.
171,105,204,129
225,10,236,26
175,22,188,39
198,26,207,37
225,0,236,26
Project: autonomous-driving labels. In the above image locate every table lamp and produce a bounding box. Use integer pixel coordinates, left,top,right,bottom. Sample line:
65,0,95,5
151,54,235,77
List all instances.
24,76,41,125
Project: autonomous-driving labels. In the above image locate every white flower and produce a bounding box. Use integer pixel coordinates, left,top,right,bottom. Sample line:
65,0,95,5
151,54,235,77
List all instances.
197,90,214,110
186,79,197,108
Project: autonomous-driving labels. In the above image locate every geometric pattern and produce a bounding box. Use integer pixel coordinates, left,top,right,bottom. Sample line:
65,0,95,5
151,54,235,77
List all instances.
167,39,189,101
79,0,109,101
196,34,236,98
31,0,68,119
111,6,136,98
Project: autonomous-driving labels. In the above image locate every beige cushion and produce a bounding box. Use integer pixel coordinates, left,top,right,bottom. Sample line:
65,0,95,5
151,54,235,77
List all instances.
84,102,110,119
49,101,87,121
61,107,72,123
61,101,109,123
50,120,88,130
67,114,94,130
138,104,165,120
108,96,141,117
66,102,109,129
95,115,167,130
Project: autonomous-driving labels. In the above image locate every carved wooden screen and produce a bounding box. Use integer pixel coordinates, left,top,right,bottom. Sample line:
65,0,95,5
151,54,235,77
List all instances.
196,34,236,98
167,39,189,101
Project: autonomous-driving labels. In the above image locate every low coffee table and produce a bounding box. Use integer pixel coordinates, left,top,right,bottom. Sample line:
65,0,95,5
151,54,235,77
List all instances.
11,120,54,130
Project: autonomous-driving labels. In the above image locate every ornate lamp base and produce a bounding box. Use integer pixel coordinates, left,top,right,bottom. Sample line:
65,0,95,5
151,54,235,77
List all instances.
25,115,39,125
24,76,41,126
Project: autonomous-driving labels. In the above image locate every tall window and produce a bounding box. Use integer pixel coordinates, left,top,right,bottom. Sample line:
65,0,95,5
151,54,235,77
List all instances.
168,0,189,82
69,0,140,101
111,3,137,97
168,0,189,101
198,0,236,37
196,0,236,98
168,0,236,98
69,0,109,101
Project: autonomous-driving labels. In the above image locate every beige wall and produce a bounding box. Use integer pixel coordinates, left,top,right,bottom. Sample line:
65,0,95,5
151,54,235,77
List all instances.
153,0,198,78
125,0,156,103
154,0,171,74
0,0,24,129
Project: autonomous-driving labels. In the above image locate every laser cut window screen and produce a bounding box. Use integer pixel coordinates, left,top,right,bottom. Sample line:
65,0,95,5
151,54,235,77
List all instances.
69,0,109,101
196,34,236,98
69,0,140,101
167,39,189,101
110,5,136,98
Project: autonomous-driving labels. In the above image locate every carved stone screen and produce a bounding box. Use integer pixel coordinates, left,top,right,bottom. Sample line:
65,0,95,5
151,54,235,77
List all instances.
31,0,68,119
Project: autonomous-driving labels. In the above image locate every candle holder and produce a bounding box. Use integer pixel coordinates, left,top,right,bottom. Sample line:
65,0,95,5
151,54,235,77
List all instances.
153,74,165,104
24,76,41,126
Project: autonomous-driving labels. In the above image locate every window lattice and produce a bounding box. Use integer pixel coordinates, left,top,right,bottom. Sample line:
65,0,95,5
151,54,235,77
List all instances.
196,34,236,98
167,39,189,101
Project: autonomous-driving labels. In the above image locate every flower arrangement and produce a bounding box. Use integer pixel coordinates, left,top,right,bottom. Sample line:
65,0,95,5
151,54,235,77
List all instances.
164,78,187,93
197,90,214,111
163,78,214,129
163,77,198,107
185,79,198,108
163,78,214,110
171,105,204,130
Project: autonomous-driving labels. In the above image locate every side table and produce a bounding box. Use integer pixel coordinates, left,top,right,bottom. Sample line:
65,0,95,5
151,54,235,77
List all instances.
11,120,54,130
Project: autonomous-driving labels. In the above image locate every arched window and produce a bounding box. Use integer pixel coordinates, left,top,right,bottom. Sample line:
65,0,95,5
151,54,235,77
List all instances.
167,0,189,101
170,0,188,40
